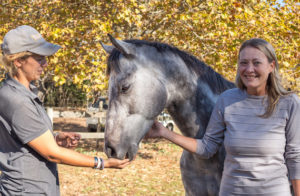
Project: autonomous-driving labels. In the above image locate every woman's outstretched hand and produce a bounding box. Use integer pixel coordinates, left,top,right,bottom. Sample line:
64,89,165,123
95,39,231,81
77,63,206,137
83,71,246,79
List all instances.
105,158,131,169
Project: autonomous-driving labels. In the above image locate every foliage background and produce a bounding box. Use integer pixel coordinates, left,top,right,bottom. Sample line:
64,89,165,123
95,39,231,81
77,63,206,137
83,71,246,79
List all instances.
0,0,299,106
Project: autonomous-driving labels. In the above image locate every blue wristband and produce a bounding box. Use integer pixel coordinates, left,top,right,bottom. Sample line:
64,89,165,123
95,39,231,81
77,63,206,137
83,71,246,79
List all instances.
93,157,98,169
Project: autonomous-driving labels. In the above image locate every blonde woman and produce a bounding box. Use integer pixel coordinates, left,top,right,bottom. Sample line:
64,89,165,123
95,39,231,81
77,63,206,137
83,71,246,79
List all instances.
147,38,300,196
0,25,130,196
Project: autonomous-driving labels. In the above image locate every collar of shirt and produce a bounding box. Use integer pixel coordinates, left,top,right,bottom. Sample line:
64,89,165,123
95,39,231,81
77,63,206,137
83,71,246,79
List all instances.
4,75,42,104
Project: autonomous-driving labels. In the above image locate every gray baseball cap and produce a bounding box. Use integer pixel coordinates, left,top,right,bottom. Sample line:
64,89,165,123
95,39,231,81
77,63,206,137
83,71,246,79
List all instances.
1,25,61,56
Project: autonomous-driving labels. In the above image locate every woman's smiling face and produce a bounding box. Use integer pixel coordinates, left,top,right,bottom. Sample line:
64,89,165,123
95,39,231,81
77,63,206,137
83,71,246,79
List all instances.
238,47,275,96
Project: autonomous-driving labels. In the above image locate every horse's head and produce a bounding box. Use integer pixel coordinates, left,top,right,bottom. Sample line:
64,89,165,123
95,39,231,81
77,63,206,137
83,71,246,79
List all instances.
101,35,167,160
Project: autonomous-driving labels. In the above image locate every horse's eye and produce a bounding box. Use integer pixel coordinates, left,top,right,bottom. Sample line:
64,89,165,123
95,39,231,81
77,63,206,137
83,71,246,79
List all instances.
121,84,130,93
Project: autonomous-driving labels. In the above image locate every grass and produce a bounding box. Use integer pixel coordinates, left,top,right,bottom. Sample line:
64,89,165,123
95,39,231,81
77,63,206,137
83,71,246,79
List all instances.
58,139,185,196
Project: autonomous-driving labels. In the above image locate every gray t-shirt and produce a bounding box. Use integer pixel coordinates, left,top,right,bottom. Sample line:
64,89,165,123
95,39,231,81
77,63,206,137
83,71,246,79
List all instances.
0,76,59,196
196,88,300,196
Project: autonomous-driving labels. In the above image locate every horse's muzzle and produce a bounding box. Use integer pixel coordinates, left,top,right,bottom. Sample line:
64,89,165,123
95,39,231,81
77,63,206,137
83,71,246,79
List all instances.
105,142,138,161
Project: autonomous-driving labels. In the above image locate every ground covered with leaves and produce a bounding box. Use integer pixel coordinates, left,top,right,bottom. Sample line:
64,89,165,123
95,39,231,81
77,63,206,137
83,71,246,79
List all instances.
55,118,185,196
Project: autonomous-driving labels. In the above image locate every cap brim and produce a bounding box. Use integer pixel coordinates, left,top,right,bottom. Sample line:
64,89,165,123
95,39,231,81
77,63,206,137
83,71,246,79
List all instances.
29,41,61,56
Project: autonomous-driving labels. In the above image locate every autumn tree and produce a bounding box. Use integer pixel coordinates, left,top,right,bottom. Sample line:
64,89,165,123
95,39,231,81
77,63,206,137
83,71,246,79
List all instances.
0,0,299,106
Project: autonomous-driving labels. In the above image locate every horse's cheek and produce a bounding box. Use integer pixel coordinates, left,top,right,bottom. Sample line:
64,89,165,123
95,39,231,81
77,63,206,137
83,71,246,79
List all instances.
147,87,167,118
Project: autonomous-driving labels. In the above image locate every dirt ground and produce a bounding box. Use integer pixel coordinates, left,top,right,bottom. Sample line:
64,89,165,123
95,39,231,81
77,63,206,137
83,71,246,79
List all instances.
53,118,185,196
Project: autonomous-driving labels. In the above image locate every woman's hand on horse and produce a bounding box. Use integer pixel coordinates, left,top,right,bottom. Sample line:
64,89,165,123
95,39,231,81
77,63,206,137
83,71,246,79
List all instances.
145,120,169,139
105,158,131,169
55,132,81,149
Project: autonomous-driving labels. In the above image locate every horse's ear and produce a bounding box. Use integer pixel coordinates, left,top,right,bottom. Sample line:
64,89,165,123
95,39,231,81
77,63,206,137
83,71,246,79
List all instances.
100,42,115,54
108,34,135,56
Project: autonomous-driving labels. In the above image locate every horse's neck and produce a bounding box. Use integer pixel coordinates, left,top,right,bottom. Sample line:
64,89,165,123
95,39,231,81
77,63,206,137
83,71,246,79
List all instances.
166,72,219,139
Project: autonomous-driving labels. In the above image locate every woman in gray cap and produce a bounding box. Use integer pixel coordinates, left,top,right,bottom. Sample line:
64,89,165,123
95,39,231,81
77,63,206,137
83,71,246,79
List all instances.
0,25,130,196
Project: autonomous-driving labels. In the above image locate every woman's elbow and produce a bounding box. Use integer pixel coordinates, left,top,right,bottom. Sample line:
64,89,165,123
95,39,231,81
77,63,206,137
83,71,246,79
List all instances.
42,146,63,163
195,141,217,159
47,156,63,163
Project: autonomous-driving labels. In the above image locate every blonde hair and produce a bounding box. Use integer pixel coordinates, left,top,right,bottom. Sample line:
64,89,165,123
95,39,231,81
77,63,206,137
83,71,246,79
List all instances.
0,51,33,77
235,38,290,118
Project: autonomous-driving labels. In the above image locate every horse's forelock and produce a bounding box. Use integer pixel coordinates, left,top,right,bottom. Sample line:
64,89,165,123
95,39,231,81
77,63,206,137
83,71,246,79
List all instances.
107,49,121,76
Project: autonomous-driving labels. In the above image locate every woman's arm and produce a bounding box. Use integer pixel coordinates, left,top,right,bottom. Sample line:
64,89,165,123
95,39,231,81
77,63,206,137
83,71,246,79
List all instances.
28,130,130,169
292,180,300,196
147,96,226,158
285,95,300,193
147,120,198,153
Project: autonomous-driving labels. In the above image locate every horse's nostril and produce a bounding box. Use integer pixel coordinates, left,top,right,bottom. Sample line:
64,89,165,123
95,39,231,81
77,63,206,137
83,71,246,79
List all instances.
105,144,117,158
106,147,112,157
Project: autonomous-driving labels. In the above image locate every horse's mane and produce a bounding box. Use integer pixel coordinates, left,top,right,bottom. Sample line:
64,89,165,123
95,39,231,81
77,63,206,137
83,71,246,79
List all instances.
107,39,235,94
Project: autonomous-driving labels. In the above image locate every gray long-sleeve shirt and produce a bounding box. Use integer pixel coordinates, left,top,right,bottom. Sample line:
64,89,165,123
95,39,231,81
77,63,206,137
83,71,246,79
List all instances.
196,88,300,196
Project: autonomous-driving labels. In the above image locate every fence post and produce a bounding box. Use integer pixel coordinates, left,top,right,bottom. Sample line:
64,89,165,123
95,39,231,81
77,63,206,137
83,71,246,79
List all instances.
46,107,54,126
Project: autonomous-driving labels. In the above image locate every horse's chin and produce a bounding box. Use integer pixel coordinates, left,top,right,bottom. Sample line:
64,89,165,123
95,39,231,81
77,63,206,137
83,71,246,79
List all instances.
127,143,139,161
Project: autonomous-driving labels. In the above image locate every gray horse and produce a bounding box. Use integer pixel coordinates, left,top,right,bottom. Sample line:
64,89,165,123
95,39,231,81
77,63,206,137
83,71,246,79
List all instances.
101,35,235,196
